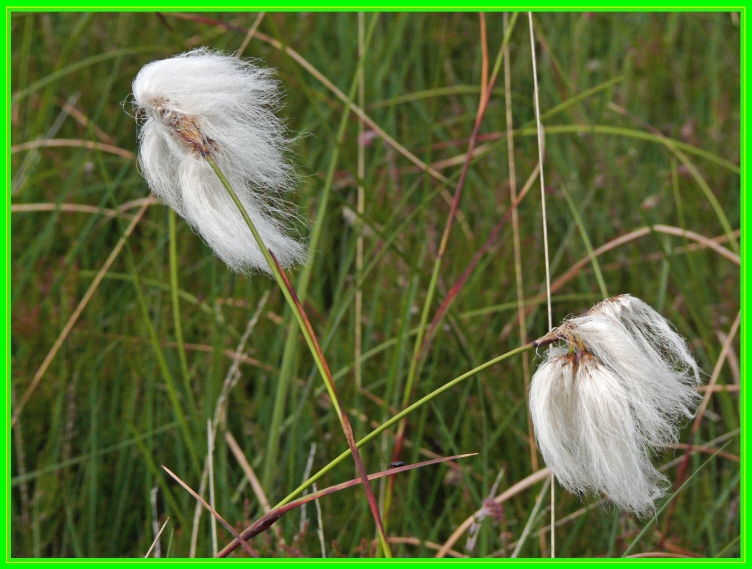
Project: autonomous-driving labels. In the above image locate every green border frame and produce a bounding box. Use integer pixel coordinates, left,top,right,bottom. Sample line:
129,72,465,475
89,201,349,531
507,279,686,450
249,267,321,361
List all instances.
3,6,746,566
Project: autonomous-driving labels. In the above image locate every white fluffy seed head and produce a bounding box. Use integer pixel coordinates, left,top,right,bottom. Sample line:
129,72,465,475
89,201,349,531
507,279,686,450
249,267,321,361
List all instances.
131,48,306,273
529,295,703,516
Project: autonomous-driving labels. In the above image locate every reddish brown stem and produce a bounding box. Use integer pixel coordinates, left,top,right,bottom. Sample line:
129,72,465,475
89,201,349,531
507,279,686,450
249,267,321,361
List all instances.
268,250,389,556
162,465,259,558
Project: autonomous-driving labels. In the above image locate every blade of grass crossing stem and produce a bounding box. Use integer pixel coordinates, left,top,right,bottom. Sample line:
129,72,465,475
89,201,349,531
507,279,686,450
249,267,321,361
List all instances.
205,151,392,556
161,466,258,557
127,423,189,530
266,250,392,558
144,517,170,558
275,344,535,508
261,13,379,493
219,454,475,557
622,441,733,557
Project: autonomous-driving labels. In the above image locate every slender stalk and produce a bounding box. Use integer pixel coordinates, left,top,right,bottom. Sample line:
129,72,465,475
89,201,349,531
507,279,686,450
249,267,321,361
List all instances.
206,155,392,558
504,10,541,553
206,158,309,354
262,13,379,493
528,12,555,558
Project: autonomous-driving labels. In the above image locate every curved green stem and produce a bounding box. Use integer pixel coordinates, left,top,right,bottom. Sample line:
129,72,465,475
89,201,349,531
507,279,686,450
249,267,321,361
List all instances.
206,154,392,558
262,12,380,500
275,343,535,508
206,157,343,418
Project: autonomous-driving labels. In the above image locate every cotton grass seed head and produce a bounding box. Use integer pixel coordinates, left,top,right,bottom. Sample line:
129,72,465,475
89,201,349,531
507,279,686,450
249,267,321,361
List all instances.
131,48,306,273
530,295,703,516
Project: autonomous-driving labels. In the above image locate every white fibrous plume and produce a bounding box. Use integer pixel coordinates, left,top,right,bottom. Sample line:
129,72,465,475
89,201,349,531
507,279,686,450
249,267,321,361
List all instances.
529,294,703,516
131,48,306,273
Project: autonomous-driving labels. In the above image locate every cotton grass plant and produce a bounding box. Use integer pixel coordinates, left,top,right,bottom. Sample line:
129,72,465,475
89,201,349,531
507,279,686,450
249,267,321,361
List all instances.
127,26,725,559
131,47,707,553
11,13,739,559
132,48,306,273
530,295,703,517
132,47,393,558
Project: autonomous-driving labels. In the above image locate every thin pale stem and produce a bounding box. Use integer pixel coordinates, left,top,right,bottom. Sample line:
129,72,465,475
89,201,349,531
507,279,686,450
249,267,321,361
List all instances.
528,12,554,558
236,12,265,58
504,12,541,554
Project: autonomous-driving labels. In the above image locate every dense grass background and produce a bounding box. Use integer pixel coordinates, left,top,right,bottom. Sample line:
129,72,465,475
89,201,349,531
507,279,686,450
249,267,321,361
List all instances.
11,12,740,558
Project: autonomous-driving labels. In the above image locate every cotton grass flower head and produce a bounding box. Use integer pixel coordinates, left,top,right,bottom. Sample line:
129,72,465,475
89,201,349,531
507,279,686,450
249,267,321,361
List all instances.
529,294,703,516
131,48,306,273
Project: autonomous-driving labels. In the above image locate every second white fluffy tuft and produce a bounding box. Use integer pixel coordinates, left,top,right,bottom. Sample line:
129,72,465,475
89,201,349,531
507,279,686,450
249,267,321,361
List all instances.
131,48,306,273
529,295,703,517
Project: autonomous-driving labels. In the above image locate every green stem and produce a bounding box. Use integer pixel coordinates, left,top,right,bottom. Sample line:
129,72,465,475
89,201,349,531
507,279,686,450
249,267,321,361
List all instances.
206,158,341,414
262,13,380,497
275,343,535,508
206,154,392,558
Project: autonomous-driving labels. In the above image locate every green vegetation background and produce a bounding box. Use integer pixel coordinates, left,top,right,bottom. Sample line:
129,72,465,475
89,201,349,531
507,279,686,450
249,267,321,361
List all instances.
10,12,740,558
